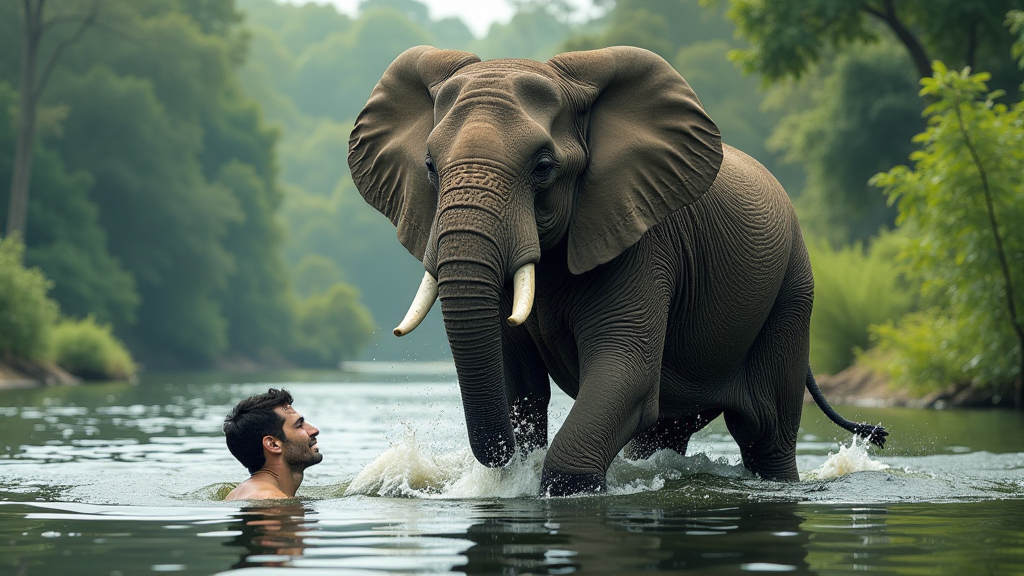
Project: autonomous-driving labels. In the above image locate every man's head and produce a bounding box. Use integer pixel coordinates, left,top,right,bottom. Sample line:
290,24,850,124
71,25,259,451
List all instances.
223,388,322,474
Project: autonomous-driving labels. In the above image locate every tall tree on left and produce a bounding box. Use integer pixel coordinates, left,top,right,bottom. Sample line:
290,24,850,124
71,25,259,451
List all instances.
6,0,100,238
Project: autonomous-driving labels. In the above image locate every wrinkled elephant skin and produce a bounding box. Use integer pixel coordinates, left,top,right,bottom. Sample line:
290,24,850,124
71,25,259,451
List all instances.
348,45,884,496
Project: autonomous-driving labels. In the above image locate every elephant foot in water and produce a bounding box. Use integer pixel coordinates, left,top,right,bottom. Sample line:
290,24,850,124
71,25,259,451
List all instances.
540,469,606,496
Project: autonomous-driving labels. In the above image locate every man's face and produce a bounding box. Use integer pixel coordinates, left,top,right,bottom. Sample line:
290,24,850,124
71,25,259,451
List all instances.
274,405,322,470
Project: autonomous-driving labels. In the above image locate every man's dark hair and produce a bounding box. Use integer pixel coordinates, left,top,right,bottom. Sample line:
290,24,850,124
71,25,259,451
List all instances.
223,388,293,473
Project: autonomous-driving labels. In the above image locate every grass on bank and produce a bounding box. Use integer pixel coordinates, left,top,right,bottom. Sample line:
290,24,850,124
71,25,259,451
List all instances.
806,232,917,375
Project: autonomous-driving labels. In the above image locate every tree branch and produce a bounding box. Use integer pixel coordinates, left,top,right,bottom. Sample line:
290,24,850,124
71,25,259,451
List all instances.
864,0,933,78
33,0,100,99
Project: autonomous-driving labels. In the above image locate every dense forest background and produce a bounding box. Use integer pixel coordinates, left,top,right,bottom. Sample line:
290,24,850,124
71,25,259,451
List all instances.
2,0,1023,401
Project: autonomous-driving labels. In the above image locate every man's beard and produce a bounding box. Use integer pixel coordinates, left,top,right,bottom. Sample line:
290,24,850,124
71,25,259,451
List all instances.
283,438,323,470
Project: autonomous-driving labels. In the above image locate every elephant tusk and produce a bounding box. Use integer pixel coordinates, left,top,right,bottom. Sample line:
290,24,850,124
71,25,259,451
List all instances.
507,263,535,326
394,271,438,337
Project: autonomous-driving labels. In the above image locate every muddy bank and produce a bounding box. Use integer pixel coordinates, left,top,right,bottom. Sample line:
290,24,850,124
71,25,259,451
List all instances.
0,359,78,389
808,365,1018,409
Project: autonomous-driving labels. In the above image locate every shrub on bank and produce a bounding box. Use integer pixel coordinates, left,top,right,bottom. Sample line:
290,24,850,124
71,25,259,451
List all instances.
50,317,136,380
806,233,916,375
0,236,60,361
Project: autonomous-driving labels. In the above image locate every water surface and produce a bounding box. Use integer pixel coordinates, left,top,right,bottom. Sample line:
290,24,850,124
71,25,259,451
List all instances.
1,367,1022,574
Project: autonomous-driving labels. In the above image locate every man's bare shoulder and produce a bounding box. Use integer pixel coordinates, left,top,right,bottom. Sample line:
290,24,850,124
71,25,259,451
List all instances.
223,478,290,502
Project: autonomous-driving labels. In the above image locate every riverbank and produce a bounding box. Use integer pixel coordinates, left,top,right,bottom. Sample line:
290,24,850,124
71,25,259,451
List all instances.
1,357,1013,409
809,365,1018,409
0,359,78,389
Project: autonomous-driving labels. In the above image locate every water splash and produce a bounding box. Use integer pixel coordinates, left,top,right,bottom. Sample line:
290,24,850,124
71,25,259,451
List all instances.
344,432,749,499
800,437,889,481
344,431,543,498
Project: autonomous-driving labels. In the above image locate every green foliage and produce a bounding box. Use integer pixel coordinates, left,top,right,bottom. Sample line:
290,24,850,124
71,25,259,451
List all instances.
214,161,293,358
293,254,345,298
727,0,1024,245
470,4,575,60
1010,10,1024,68
869,63,1024,392
0,82,140,328
49,64,241,363
292,284,376,367
721,0,1024,83
806,234,916,374
0,236,59,361
768,41,924,243
50,317,136,381
567,0,734,58
1,2,300,367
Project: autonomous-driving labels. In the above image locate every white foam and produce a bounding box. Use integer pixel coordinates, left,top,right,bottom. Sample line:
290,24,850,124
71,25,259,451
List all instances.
800,437,889,481
344,431,543,498
344,432,749,499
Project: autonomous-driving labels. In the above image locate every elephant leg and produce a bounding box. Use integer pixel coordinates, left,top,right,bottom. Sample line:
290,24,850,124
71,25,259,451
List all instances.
501,294,551,454
724,258,812,481
624,409,723,460
540,308,668,495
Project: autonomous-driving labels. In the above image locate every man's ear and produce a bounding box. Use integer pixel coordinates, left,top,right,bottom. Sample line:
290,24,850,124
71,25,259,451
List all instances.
263,435,283,455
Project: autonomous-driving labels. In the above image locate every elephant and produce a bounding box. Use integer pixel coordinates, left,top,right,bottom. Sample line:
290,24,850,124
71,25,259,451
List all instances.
348,45,887,495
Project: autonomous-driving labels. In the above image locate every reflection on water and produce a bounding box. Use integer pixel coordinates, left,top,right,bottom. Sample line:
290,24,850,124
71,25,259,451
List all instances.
0,371,1022,574
227,504,313,570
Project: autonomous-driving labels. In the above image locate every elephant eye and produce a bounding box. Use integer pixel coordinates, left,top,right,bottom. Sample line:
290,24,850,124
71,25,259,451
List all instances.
425,155,438,187
532,156,556,183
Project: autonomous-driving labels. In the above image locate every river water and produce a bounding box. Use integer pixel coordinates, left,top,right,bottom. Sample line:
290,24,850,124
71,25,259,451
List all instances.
1,366,1022,575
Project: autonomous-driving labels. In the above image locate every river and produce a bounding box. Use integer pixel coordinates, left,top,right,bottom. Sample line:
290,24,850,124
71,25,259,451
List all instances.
1,366,1022,574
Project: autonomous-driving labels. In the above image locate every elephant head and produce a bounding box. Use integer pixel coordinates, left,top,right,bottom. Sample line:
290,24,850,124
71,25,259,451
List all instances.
348,45,723,467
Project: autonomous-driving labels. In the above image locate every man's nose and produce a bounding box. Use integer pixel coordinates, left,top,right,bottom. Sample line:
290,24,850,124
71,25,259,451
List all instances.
309,425,319,436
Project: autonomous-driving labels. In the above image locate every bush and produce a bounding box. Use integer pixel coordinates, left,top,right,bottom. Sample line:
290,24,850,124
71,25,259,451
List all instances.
860,310,982,396
869,62,1024,395
291,283,375,367
0,235,60,361
50,317,136,380
806,233,916,374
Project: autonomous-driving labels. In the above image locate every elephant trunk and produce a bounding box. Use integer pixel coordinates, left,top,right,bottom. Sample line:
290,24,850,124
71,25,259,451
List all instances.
437,227,517,468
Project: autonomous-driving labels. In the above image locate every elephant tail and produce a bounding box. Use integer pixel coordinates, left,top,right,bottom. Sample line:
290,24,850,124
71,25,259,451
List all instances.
805,366,888,448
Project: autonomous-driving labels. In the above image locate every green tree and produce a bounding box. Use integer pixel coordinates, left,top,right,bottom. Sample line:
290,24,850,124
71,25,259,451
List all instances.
566,0,734,58
720,0,1024,243
293,254,345,298
470,3,575,60
766,41,924,242
29,3,296,366
214,160,293,359
292,283,376,367
5,0,101,238
0,81,139,328
870,63,1024,406
721,0,1024,84
50,65,241,363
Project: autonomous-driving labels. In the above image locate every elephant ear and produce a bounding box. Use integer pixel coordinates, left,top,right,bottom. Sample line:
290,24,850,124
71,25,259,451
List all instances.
548,47,723,274
348,46,480,261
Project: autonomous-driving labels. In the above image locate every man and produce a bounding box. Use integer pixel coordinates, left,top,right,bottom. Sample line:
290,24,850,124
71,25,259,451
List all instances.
222,388,322,501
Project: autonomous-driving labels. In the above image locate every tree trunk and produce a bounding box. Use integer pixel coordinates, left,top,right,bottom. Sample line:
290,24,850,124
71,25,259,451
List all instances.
6,0,100,239
6,0,41,238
